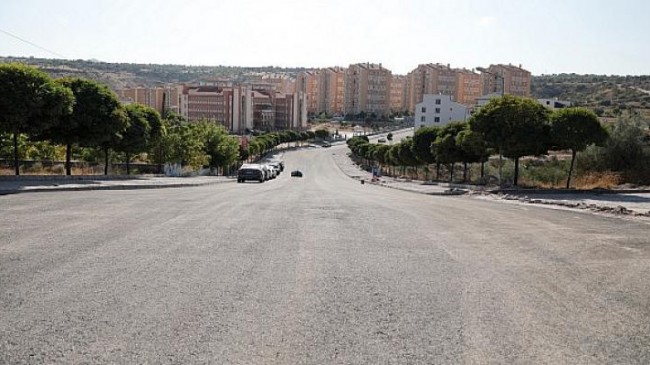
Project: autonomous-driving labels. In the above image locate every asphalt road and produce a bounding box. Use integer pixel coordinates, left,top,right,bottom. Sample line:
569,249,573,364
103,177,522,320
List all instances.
2,144,650,364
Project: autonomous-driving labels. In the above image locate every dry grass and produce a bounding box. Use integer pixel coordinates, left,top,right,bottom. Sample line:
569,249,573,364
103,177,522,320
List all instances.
573,171,622,189
0,165,104,176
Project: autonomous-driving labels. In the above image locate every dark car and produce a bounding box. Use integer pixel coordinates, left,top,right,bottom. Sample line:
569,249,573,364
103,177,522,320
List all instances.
291,170,303,177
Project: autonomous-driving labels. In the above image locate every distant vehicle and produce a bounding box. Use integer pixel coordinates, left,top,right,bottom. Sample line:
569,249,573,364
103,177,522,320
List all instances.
291,170,303,177
322,142,331,148
237,164,264,183
264,164,277,179
377,138,387,143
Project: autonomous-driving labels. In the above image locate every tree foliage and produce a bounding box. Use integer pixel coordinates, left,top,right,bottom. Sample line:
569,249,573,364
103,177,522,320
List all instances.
470,95,551,185
550,108,609,188
0,63,74,174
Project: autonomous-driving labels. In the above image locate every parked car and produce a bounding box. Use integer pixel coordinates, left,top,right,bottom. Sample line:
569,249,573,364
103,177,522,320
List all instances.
291,170,303,177
378,138,387,143
322,142,331,148
238,164,265,183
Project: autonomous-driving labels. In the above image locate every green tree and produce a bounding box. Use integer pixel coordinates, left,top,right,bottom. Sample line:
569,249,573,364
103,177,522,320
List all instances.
432,123,467,182
315,128,330,140
386,133,393,142
456,128,490,181
43,77,127,175
411,126,440,165
550,108,609,188
0,63,74,175
205,124,240,175
470,95,550,186
117,104,153,175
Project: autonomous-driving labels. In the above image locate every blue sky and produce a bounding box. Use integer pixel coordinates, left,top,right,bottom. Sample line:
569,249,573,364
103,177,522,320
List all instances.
1,0,649,75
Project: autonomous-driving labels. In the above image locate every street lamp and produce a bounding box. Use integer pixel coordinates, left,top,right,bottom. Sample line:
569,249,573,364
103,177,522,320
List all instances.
476,67,505,96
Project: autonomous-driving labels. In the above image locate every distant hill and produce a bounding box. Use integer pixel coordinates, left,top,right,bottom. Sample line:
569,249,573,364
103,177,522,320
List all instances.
0,56,305,89
2,56,649,118
531,74,650,118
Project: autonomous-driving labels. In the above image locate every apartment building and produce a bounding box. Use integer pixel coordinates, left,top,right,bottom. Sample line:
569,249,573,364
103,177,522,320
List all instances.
405,63,457,113
414,94,470,129
455,69,482,106
117,85,181,115
480,64,531,97
322,67,346,116
389,75,407,113
180,85,235,130
295,71,320,115
344,63,391,117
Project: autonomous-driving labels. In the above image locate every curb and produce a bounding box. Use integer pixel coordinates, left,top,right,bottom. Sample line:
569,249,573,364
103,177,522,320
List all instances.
0,179,234,196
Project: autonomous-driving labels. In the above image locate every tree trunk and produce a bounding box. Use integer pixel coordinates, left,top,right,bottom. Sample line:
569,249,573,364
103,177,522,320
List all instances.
480,161,485,179
449,163,454,182
463,162,468,182
104,147,110,175
514,157,520,186
65,143,72,176
566,149,577,189
13,133,19,176
125,152,131,175
436,163,441,180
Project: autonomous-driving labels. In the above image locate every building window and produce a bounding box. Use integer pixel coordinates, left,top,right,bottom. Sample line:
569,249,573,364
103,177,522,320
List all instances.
435,108,440,113
421,116,426,122
421,107,426,113
434,117,440,123
435,99,441,105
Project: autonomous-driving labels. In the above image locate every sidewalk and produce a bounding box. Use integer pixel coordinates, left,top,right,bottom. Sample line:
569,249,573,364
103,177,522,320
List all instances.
330,150,650,220
0,175,233,195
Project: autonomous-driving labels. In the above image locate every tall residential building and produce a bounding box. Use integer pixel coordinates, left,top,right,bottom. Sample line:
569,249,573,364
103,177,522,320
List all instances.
389,75,407,113
405,63,457,113
455,69,482,106
344,63,391,117
322,67,346,116
480,64,531,97
295,71,320,115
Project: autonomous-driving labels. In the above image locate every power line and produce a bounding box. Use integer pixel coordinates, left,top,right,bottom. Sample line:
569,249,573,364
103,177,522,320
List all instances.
0,28,66,59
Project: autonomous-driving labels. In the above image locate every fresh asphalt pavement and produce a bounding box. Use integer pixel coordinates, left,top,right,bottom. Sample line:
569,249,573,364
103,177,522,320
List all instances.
2,143,650,364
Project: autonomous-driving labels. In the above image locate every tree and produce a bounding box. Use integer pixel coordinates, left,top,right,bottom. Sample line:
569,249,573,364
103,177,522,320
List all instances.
411,126,440,165
42,77,127,175
398,139,419,178
550,108,609,188
456,128,490,181
432,122,467,182
386,133,393,142
470,95,550,186
315,128,330,140
0,63,74,175
117,104,153,175
204,123,240,175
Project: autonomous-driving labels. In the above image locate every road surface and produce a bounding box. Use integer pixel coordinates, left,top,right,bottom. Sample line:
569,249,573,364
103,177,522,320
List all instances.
1,144,649,364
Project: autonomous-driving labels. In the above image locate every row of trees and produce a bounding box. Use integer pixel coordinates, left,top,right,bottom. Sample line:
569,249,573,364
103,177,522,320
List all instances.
0,63,318,176
349,95,612,188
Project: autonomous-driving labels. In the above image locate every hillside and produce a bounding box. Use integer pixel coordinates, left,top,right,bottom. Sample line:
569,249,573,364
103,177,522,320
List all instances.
531,74,650,118
0,56,304,89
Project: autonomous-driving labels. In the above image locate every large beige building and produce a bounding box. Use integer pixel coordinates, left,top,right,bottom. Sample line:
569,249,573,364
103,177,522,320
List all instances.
389,75,407,113
295,71,320,115
178,84,307,133
480,64,531,97
117,86,181,115
405,63,457,113
455,69,482,106
321,67,346,116
344,63,392,117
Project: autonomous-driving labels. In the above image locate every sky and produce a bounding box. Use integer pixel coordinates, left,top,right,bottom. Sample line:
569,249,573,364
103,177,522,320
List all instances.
1,0,649,76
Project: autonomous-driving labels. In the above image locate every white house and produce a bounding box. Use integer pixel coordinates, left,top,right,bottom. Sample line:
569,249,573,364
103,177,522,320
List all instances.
414,94,470,129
